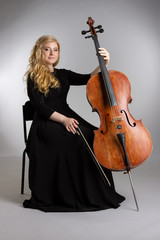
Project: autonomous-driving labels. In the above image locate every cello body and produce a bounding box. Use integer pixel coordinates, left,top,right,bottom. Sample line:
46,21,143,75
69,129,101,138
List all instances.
82,17,152,172
87,70,152,171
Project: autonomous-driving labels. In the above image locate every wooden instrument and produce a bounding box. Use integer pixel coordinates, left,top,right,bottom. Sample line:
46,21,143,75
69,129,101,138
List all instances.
82,17,152,172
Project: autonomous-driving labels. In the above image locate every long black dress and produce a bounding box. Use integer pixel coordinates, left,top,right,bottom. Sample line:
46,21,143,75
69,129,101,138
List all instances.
23,68,125,212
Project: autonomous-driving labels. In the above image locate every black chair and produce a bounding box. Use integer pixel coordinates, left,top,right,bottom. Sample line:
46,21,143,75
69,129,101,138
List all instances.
21,101,35,194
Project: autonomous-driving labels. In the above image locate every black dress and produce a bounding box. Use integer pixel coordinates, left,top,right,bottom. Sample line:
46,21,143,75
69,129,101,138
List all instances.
23,68,125,212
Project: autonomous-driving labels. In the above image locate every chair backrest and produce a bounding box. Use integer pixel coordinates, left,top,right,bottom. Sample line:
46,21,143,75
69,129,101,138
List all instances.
22,101,35,144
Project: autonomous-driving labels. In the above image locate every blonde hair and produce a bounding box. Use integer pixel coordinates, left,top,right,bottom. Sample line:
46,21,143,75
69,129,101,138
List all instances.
25,35,60,95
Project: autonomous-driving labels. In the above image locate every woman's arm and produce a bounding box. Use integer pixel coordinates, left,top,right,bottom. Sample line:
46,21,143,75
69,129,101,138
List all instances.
53,47,110,134
27,75,55,119
49,111,79,134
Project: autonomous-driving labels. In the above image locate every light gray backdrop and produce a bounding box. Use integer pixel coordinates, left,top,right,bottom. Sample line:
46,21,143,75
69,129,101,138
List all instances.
0,0,159,161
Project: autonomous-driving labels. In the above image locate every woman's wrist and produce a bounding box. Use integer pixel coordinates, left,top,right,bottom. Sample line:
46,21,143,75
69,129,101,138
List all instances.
49,112,67,123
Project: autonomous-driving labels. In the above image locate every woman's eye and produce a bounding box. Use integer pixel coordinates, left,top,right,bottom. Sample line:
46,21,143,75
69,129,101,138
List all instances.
43,48,58,52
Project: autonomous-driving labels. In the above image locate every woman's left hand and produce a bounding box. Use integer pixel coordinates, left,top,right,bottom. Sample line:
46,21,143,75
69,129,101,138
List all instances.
90,48,110,77
98,48,110,66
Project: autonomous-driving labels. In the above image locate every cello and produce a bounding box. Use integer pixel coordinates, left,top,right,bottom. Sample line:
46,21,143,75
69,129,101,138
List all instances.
78,17,152,211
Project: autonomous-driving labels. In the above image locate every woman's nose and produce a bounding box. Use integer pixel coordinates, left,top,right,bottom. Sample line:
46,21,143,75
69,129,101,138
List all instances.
50,50,54,55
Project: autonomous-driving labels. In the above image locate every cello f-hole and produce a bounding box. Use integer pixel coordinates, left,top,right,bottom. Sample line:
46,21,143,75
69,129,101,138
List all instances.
120,110,136,127
101,113,109,134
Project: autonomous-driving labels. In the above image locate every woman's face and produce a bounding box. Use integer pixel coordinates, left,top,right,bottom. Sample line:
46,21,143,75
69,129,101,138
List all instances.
41,41,59,68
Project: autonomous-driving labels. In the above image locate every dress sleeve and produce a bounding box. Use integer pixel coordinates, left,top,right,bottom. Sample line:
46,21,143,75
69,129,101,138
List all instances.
27,75,54,119
65,69,91,85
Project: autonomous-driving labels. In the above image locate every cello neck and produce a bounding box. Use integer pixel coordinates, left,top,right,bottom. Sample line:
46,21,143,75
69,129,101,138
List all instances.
85,17,118,107
92,33,117,107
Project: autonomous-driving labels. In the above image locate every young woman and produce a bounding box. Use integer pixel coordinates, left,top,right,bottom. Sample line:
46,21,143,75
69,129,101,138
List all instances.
23,35,125,212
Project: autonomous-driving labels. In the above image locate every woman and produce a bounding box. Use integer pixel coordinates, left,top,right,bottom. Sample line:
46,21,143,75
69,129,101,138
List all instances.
23,35,125,212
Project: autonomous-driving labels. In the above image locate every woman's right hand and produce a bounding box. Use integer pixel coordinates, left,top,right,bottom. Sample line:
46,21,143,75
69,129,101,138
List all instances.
49,111,79,134
62,117,79,134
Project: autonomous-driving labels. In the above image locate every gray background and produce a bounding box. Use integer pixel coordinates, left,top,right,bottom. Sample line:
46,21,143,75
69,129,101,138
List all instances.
0,1,160,239
0,0,159,159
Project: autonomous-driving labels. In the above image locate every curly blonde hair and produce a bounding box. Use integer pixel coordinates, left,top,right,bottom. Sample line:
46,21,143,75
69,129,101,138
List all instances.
25,35,60,95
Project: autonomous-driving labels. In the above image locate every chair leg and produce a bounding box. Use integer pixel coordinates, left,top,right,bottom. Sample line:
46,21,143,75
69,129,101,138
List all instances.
21,149,26,194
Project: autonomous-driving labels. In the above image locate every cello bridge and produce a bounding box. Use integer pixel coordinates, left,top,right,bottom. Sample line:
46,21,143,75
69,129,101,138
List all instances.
111,116,123,123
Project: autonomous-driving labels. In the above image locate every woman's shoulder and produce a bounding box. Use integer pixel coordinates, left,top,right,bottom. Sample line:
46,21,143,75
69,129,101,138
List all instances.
55,68,72,74
55,68,90,85
55,68,76,79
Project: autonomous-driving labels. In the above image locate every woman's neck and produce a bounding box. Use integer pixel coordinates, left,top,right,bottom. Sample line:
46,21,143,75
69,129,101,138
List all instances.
48,65,54,72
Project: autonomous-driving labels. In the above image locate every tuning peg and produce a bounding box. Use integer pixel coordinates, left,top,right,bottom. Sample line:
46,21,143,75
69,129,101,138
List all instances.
96,29,104,33
95,25,102,29
81,29,90,35
85,35,92,39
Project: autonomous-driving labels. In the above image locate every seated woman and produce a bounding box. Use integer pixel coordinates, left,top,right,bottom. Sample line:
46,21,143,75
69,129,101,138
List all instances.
23,35,125,212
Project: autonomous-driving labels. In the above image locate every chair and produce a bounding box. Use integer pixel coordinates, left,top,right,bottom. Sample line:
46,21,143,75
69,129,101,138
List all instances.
21,101,35,194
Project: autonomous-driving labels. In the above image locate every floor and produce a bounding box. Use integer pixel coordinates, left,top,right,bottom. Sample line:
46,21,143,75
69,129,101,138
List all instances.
0,154,159,240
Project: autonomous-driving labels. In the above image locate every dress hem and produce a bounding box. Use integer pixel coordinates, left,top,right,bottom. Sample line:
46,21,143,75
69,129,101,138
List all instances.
23,198,124,213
